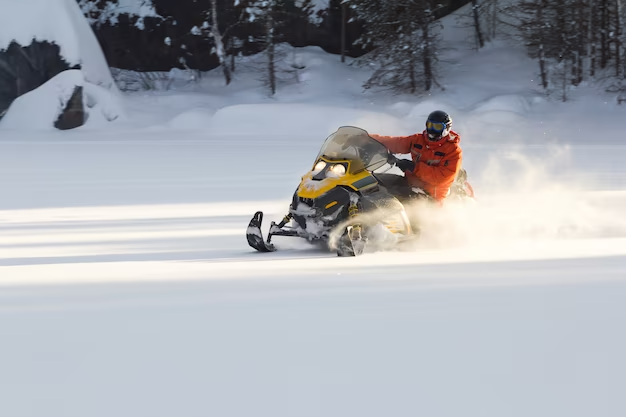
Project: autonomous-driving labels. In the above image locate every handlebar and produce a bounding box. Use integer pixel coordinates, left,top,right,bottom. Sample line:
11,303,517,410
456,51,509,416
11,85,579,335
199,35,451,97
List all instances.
388,153,416,172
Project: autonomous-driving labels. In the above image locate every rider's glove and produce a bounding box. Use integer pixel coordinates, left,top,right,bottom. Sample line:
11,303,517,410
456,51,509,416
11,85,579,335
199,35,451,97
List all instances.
395,158,415,173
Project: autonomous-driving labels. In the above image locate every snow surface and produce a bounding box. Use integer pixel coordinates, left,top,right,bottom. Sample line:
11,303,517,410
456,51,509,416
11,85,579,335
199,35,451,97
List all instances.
0,0,116,90
1,5,626,417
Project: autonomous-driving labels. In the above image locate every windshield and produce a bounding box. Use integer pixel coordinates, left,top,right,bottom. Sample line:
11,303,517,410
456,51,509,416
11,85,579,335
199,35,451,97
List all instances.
315,126,389,173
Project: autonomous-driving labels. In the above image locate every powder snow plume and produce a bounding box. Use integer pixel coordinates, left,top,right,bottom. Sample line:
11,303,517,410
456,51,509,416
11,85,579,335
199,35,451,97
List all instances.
406,145,626,252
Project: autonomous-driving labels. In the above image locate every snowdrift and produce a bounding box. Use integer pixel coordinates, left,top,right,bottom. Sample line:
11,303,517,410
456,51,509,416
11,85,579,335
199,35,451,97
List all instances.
200,104,403,137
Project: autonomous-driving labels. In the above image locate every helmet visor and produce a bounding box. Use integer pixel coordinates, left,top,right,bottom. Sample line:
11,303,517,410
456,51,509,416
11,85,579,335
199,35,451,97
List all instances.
426,120,447,132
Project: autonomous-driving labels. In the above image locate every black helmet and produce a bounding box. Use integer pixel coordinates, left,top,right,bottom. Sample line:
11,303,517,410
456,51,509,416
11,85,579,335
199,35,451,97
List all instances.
425,110,452,141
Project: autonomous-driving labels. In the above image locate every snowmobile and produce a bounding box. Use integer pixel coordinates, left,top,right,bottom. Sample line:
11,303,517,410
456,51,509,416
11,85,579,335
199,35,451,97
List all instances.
246,126,473,257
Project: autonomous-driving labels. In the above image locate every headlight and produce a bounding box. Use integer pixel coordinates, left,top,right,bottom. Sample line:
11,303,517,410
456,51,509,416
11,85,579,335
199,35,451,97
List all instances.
312,161,326,174
327,164,346,178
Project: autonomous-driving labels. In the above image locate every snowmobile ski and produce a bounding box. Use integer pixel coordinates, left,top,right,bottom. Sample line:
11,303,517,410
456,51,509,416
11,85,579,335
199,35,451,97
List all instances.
246,211,276,252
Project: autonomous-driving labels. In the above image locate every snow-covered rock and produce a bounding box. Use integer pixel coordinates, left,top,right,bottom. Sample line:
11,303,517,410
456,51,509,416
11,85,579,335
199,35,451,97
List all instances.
0,0,116,90
0,70,121,130
0,0,120,129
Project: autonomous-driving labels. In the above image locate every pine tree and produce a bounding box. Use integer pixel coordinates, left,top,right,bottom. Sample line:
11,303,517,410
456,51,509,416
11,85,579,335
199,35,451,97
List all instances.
456,0,501,49
350,0,442,94
502,0,626,101
242,0,314,95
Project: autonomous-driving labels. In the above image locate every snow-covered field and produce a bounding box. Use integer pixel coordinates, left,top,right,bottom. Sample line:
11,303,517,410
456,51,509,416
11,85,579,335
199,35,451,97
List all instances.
2,9,626,417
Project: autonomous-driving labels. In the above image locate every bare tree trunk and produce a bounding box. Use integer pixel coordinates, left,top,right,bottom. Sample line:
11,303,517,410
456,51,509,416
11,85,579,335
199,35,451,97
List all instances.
621,47,626,104
621,0,626,89
266,10,276,95
537,0,548,89
422,21,433,91
230,36,236,72
574,0,584,85
409,55,416,94
341,1,347,63
571,51,578,85
491,0,498,40
491,0,498,39
589,0,597,77
601,0,609,68
210,0,231,85
577,51,583,84
471,0,485,48
615,0,622,77
562,61,568,102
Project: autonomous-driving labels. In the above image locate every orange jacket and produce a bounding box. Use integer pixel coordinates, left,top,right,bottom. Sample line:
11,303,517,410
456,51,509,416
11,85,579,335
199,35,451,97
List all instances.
372,130,463,201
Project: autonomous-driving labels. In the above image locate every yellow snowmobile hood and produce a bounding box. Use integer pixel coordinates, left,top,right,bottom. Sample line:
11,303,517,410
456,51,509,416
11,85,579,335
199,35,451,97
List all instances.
296,157,378,200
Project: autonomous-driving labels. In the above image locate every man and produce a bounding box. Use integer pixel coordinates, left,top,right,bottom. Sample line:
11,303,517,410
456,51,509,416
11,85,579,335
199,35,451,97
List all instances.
372,110,463,202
